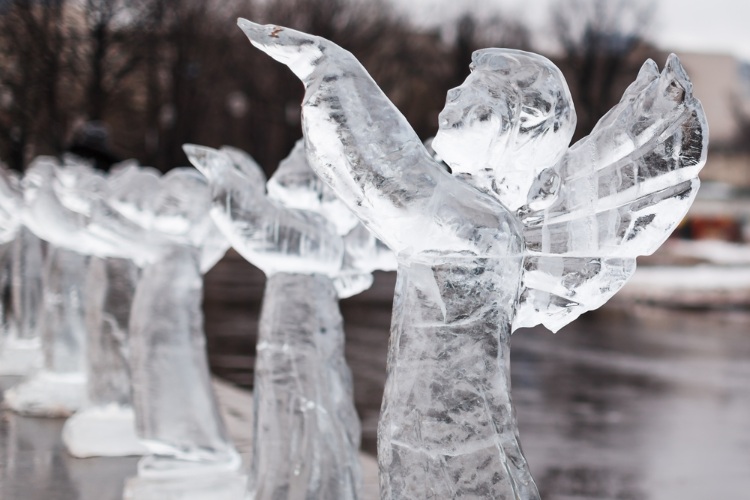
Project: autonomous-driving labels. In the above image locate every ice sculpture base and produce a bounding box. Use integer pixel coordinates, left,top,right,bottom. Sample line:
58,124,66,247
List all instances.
123,470,248,500
0,338,42,376
63,404,148,457
3,370,86,417
136,452,242,479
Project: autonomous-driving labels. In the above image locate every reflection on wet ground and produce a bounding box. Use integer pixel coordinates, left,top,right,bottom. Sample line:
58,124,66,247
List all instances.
202,257,750,499
2,254,749,499
514,307,750,500
0,377,139,500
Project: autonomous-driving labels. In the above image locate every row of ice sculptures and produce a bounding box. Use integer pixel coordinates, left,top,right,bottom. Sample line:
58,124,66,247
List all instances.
0,19,707,500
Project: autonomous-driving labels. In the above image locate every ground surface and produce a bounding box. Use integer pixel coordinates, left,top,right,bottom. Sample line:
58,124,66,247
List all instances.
1,251,749,499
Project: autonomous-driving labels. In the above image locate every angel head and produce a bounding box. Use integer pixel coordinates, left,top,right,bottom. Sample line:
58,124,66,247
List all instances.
433,49,576,210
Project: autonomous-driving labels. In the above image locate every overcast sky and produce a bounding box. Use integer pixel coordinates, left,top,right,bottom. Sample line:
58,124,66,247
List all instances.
392,0,750,62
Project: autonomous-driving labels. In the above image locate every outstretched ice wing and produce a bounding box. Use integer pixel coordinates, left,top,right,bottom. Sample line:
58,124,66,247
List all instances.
514,55,708,332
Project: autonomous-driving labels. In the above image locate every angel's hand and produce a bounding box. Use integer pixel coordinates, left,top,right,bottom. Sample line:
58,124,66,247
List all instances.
239,20,459,256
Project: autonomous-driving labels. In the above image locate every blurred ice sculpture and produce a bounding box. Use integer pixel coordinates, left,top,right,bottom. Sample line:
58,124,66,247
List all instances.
17,159,146,454
185,139,395,499
0,168,44,376
3,245,89,417
4,159,91,417
240,20,708,498
14,158,240,486
106,166,243,498
63,256,146,457
126,171,235,469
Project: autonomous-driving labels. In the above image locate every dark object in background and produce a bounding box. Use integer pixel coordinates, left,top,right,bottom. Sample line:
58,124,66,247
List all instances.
66,122,121,172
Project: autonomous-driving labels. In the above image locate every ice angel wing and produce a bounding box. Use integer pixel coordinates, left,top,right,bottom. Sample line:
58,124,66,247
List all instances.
514,55,708,332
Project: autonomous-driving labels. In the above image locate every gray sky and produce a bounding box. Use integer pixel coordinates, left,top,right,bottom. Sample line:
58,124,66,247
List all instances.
392,0,750,62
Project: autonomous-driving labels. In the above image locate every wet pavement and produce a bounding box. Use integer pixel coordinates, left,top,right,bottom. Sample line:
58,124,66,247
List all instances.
1,252,749,499
0,375,139,500
513,307,750,500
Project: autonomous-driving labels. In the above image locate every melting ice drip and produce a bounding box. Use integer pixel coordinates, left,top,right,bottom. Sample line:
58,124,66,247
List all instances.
239,20,708,498
185,139,395,500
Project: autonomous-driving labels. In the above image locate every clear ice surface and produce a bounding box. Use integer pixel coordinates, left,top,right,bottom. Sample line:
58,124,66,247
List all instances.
185,140,396,499
12,161,141,446
4,245,89,417
240,20,707,498
0,167,43,376
19,158,237,470
108,167,238,478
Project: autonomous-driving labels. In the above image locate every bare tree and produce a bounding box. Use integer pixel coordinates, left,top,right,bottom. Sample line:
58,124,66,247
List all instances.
76,0,155,121
450,12,532,87
0,0,75,169
551,0,661,140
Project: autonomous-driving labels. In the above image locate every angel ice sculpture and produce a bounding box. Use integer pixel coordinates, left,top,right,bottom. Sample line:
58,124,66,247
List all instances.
13,159,242,489
4,158,91,417
17,159,146,455
185,139,396,499
240,20,708,498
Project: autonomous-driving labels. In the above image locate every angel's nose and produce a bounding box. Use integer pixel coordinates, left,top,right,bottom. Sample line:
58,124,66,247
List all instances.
446,88,462,103
438,107,463,129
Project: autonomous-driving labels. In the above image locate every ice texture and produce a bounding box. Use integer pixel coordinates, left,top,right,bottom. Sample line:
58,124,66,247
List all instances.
62,256,146,457
108,167,237,477
4,245,89,417
252,273,361,499
185,141,396,499
240,20,707,498
0,167,43,376
19,158,237,469
10,227,44,343
83,257,137,409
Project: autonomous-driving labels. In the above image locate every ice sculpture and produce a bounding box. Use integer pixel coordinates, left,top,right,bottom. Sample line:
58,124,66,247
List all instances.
105,166,244,498
185,140,395,499
0,169,44,377
240,20,708,498
13,158,241,485
63,256,146,457
16,159,147,453
4,160,92,417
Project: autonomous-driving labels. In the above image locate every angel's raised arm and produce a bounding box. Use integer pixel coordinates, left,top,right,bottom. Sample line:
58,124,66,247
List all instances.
22,161,107,255
184,144,344,276
23,160,164,261
238,20,453,254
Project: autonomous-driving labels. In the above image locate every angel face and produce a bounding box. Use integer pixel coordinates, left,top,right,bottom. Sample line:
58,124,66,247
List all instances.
433,49,576,209
433,68,514,174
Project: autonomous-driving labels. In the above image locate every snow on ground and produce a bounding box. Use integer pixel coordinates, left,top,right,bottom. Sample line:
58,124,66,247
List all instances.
663,239,750,265
611,239,750,306
619,264,750,307
628,265,750,290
